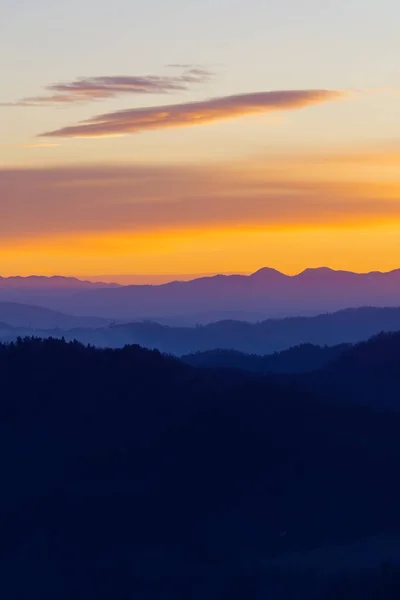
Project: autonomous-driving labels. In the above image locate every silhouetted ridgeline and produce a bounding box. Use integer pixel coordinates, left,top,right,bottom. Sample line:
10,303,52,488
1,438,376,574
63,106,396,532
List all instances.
2,306,400,355
301,331,400,411
2,335,400,597
182,343,350,374
184,333,400,410
0,274,119,294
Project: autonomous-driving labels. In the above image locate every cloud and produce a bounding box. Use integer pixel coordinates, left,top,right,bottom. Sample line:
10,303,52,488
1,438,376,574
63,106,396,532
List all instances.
166,64,214,74
2,68,213,107
167,64,198,68
40,89,344,138
0,158,398,244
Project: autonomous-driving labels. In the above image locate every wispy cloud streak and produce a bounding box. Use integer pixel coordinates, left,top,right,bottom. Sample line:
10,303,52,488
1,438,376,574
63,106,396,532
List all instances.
1,68,213,107
40,89,345,138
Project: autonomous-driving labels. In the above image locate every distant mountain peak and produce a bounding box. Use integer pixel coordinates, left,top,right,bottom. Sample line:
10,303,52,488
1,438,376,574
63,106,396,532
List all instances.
299,267,336,274
250,267,288,279
295,267,356,281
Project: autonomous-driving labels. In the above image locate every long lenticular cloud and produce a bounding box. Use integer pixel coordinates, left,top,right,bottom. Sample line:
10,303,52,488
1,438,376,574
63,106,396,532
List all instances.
2,68,213,107
40,89,345,138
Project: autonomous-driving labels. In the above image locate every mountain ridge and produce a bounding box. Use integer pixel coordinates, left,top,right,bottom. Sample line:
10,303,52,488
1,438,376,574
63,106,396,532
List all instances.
1,267,400,322
2,267,400,288
34,267,400,320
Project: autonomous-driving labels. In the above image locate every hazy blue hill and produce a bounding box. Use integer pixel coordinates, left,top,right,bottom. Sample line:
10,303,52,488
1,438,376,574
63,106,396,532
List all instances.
0,302,109,329
2,306,400,355
30,306,400,355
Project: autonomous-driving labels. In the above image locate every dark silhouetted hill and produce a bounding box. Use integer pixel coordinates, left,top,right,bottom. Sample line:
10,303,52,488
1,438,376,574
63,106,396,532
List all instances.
2,336,400,596
301,331,400,411
182,343,350,373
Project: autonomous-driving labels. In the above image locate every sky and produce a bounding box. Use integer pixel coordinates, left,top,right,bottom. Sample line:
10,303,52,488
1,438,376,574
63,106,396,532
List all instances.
1,0,399,281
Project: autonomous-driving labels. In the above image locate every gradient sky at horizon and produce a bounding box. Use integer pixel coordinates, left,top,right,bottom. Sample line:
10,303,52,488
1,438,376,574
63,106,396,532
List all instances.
1,0,399,282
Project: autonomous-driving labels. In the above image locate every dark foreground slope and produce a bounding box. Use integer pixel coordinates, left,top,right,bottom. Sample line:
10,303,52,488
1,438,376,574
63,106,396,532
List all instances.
183,332,400,411
301,331,400,411
2,337,400,598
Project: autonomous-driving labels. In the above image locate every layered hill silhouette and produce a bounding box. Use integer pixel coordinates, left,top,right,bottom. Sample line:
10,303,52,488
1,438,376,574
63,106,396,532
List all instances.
3,306,399,355
302,331,400,411
10,267,399,321
185,331,400,411
0,302,109,329
2,334,400,597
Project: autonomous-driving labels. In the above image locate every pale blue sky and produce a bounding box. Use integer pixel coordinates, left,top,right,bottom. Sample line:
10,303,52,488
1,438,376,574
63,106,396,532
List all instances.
1,0,399,167
3,0,399,91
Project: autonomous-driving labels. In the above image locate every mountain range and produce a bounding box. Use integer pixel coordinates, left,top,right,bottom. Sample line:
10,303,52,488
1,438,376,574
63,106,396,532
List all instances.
1,267,399,321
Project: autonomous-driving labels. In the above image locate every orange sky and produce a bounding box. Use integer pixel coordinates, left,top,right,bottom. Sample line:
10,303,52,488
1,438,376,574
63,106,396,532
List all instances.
2,223,400,281
1,147,399,280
